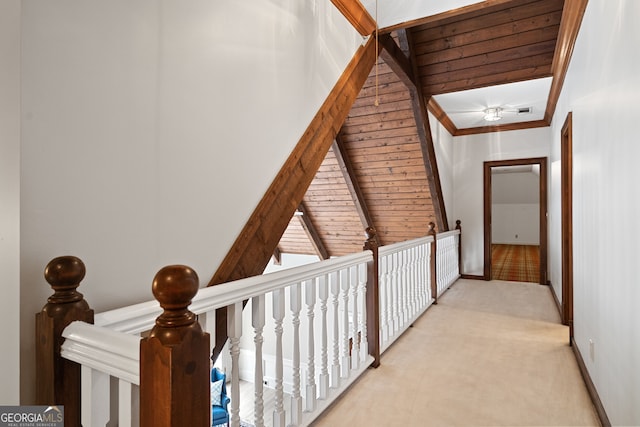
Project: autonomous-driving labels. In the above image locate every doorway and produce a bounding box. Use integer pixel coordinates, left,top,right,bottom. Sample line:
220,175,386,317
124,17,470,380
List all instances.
483,157,548,284
561,113,574,340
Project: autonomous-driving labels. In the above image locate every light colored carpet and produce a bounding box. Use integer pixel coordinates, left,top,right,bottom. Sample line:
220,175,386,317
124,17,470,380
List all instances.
311,279,600,427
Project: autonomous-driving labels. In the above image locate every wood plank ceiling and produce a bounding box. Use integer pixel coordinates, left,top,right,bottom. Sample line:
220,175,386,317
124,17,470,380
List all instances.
276,0,570,260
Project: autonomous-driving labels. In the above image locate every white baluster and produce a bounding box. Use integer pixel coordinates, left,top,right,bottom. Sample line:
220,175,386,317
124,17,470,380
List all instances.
252,295,266,427
379,254,389,346
290,283,302,426
358,262,368,362
330,271,341,389
414,245,421,311
228,302,242,427
350,265,360,370
272,289,286,427
305,278,317,411
118,380,138,427
456,233,461,276
437,242,443,296
421,242,428,307
81,366,110,427
392,251,400,333
201,310,216,357
399,250,407,326
408,248,416,318
318,274,330,399
340,268,350,378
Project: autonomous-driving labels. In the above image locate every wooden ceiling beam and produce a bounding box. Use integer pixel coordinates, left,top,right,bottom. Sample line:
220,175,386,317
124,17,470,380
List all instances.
378,33,415,90
545,0,588,123
454,119,549,136
296,202,330,260
332,135,376,232
427,97,458,136
398,28,449,232
330,0,377,36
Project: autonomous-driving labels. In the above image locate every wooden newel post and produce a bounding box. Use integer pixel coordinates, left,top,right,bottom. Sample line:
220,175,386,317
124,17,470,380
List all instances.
428,222,438,305
36,256,94,427
455,220,462,275
363,227,380,368
140,265,210,427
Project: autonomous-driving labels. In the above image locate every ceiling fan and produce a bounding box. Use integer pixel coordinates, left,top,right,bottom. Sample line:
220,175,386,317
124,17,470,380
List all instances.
448,105,534,122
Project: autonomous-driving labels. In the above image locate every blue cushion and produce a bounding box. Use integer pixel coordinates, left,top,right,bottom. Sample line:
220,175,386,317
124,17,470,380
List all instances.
211,379,224,406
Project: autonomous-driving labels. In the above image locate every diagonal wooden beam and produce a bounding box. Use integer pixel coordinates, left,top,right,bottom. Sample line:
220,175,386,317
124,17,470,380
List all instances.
296,202,330,260
545,0,588,123
208,35,381,361
378,33,415,89
396,29,449,231
332,135,375,231
330,0,377,36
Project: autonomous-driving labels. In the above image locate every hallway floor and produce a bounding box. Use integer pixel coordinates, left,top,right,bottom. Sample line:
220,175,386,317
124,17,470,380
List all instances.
311,279,600,426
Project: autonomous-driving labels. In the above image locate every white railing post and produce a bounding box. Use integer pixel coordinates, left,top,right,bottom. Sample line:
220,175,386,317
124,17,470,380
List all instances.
379,254,389,345
350,265,360,370
358,262,369,363
252,295,265,427
290,283,303,426
400,250,408,325
318,274,330,399
118,380,139,427
228,301,243,427
330,271,341,389
305,278,317,411
272,289,286,427
391,252,400,332
81,366,110,427
340,268,351,379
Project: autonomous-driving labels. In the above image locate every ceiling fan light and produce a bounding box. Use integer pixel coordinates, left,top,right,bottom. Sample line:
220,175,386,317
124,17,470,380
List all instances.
483,107,503,122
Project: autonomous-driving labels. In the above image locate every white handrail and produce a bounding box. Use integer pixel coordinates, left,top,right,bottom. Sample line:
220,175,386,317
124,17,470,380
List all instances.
96,251,373,334
436,229,460,240
378,235,433,256
61,321,140,385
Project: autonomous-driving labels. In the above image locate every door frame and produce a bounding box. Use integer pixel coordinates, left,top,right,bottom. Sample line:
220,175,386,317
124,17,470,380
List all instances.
483,157,548,284
561,112,574,340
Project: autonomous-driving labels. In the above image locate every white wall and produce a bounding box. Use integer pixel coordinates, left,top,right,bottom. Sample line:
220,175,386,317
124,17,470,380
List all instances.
548,1,640,424
491,204,539,244
18,0,361,403
430,111,455,230
0,0,21,404
452,127,550,275
491,171,539,245
361,0,480,30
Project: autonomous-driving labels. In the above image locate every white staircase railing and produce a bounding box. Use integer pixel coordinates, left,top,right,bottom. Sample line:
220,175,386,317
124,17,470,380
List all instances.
378,235,434,353
61,251,373,427
436,230,461,297
55,225,462,427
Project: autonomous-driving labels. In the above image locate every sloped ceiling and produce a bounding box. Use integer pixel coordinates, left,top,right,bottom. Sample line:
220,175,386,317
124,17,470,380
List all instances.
276,0,582,259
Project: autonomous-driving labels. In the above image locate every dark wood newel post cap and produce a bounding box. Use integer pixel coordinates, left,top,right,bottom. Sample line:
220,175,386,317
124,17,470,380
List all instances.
152,265,199,329
428,221,436,234
44,256,86,304
365,226,377,241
